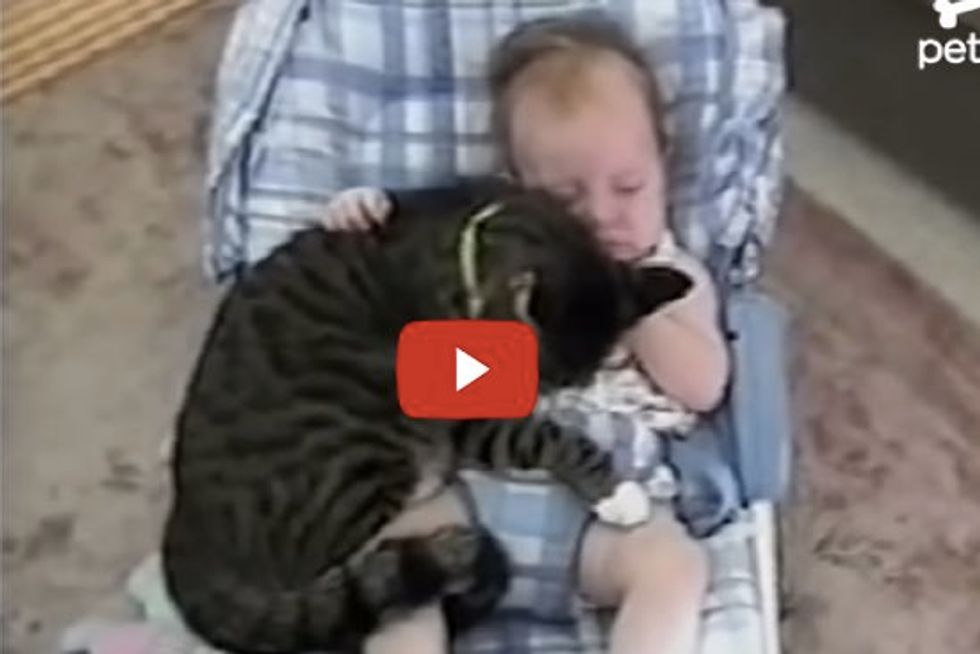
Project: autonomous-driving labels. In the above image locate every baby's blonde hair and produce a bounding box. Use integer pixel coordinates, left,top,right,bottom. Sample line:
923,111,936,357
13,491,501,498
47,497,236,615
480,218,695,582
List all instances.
487,14,667,170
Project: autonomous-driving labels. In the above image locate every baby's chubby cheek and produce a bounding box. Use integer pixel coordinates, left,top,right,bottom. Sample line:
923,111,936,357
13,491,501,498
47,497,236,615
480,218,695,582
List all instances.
605,203,667,262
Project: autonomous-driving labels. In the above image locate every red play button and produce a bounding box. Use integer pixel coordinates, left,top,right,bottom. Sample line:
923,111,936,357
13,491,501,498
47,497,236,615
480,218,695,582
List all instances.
396,320,538,419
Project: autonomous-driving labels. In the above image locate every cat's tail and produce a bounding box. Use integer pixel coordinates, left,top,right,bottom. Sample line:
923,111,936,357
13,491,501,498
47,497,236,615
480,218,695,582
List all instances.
163,520,509,653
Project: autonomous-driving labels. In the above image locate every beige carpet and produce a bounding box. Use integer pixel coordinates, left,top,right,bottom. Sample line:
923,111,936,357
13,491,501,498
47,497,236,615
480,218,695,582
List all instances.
767,188,980,654
2,6,980,654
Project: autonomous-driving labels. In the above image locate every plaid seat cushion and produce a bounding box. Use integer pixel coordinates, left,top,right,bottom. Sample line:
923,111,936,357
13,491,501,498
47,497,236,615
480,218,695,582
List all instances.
58,513,764,654
454,510,764,654
204,0,785,282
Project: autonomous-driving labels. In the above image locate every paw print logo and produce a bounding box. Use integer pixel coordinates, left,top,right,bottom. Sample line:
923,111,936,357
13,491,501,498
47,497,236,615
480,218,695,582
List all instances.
934,0,980,29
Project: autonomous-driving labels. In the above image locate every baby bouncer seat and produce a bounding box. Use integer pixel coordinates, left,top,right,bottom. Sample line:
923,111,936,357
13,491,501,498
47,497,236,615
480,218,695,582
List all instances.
204,1,792,652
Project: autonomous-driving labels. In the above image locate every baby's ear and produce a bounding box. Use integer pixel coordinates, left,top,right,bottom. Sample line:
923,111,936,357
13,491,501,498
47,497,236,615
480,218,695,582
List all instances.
619,264,692,326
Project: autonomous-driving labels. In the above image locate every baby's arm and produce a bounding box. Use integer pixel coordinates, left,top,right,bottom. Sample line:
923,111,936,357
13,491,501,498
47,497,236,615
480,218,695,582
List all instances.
624,246,730,412
319,182,491,231
319,186,392,231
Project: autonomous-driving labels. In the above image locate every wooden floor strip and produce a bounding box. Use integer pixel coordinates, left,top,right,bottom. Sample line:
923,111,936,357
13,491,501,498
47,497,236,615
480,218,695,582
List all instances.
1,0,212,102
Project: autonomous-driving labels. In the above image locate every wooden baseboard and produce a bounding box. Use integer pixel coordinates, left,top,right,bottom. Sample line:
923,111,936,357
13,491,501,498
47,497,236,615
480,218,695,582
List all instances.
1,0,211,103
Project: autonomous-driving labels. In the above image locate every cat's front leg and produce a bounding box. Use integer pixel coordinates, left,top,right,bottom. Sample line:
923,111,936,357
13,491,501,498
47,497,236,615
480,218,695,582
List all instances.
455,419,650,527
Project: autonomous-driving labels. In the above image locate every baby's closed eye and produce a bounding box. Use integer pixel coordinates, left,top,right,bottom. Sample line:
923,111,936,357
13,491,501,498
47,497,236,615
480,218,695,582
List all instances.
614,183,644,197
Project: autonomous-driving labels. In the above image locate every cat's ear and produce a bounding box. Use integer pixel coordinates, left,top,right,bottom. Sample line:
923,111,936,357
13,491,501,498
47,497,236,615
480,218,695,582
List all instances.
618,264,692,327
508,270,537,325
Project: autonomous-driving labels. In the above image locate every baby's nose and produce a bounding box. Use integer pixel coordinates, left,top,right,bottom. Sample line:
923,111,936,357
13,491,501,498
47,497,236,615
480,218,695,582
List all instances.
583,191,619,229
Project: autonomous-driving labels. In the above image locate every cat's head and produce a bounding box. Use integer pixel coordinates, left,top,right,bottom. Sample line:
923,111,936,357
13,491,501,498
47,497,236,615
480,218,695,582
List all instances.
455,182,692,389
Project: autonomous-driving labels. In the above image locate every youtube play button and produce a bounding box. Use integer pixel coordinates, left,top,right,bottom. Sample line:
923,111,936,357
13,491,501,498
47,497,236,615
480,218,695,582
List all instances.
397,320,538,419
455,348,489,391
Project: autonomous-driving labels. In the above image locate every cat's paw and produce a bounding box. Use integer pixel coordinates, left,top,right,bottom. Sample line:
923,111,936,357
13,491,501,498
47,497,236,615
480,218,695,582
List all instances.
593,481,651,527
644,464,679,501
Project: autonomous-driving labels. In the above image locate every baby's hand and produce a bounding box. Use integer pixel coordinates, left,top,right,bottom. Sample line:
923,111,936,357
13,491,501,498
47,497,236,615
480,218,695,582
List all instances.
320,187,392,231
593,480,651,527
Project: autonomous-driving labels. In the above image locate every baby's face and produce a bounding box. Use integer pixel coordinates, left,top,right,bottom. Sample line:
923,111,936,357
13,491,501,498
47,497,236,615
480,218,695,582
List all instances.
508,60,667,262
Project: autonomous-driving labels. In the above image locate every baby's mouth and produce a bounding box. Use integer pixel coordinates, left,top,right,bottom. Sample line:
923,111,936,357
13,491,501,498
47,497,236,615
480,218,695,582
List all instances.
602,239,642,261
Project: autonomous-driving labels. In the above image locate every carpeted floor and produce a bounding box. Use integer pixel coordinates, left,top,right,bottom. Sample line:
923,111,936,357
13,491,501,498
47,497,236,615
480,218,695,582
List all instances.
2,6,980,654
767,189,980,654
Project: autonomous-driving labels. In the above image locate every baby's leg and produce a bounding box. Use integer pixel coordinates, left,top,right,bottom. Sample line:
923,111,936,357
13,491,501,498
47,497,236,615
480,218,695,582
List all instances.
364,487,471,654
364,605,448,654
578,515,708,654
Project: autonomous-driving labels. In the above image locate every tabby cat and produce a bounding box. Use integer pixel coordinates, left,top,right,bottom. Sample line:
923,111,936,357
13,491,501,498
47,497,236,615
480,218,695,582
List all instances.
162,179,690,653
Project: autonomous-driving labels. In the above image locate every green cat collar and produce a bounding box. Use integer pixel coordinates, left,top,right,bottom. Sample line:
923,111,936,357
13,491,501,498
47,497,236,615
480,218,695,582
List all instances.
459,201,502,318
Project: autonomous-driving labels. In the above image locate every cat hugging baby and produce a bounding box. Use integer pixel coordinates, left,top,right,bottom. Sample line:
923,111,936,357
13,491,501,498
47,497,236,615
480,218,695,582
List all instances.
322,14,728,654
162,14,728,654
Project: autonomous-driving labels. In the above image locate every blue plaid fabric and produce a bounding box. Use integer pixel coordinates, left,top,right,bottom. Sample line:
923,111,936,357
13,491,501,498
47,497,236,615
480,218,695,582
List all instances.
461,470,592,622
59,516,765,654
204,0,785,282
452,511,765,654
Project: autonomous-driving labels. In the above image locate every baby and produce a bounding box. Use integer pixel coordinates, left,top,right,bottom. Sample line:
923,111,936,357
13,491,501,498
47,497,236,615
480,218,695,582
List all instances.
325,15,729,654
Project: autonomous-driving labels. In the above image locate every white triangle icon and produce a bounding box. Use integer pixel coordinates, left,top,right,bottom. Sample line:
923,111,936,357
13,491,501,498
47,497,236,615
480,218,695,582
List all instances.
455,347,489,392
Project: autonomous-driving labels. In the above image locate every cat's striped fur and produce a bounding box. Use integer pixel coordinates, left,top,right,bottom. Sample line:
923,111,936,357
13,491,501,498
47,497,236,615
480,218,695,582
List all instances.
162,179,690,653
